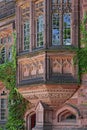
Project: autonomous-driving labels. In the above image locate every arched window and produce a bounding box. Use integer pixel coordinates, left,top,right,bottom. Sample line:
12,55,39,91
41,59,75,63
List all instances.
26,112,36,130
58,109,76,123
52,0,72,45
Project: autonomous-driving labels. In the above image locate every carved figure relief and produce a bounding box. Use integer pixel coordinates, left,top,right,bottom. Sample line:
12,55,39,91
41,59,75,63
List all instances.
23,64,29,77
52,58,62,73
19,58,44,81
31,63,37,76
62,58,72,74
38,61,44,74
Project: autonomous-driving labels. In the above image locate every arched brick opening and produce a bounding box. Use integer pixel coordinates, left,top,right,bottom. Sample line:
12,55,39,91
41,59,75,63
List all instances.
31,113,36,129
58,109,76,122
26,112,36,130
56,104,80,124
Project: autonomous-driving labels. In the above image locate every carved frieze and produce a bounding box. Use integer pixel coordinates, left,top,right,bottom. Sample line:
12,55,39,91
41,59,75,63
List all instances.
18,56,44,81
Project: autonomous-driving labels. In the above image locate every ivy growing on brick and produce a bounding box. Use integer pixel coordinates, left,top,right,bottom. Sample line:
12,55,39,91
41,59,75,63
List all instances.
75,14,87,82
0,33,28,130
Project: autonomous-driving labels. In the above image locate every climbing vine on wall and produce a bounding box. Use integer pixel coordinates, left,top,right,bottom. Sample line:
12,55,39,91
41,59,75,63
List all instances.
0,33,28,130
79,14,87,73
75,14,87,82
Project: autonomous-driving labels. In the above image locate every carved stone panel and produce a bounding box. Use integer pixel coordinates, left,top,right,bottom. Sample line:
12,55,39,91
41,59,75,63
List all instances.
51,56,73,75
51,58,62,73
18,55,45,83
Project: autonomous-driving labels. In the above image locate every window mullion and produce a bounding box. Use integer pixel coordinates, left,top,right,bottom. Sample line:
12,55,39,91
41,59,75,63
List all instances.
60,0,63,45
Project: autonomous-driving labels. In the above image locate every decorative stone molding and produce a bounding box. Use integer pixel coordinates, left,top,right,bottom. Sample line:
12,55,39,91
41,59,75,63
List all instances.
18,84,78,109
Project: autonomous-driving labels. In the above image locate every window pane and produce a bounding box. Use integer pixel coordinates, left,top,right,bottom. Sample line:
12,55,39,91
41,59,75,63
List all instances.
1,99,7,120
24,21,30,50
37,15,44,47
1,109,6,120
51,0,72,46
8,47,12,61
8,36,12,43
52,0,60,4
0,47,6,64
1,99,6,109
35,0,44,48
63,13,71,45
52,13,60,45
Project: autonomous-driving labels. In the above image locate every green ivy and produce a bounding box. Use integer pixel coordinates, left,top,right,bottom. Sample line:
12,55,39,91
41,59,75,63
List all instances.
0,33,28,130
75,14,87,82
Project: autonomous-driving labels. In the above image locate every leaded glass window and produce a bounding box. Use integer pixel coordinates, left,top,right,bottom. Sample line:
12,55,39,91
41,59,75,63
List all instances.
52,13,60,45
35,1,44,47
52,0,72,45
0,47,6,64
24,21,30,50
1,99,7,120
8,36,12,43
37,15,44,47
8,46,12,61
21,3,30,51
63,13,71,45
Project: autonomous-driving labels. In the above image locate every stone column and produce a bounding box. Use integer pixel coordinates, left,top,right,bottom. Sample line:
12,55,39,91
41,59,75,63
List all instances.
32,102,52,130
44,0,51,48
16,4,20,55
30,0,34,52
72,0,79,47
60,0,63,45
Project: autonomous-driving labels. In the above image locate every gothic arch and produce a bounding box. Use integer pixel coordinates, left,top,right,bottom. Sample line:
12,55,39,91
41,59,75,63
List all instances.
25,108,36,130
56,104,80,123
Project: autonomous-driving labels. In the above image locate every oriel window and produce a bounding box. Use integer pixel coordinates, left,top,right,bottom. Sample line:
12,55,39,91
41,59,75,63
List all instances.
52,0,72,45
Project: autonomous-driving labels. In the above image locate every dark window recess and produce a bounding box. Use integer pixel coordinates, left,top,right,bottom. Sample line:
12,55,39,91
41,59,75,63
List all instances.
13,21,15,29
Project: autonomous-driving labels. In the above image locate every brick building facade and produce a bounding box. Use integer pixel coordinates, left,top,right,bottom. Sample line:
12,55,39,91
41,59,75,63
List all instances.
0,0,15,128
0,0,87,130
